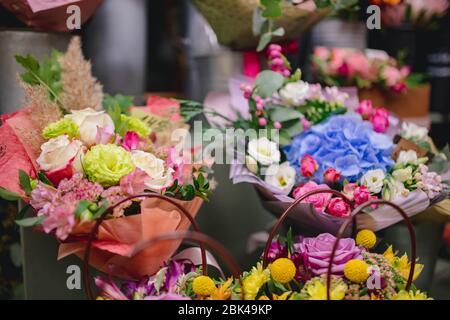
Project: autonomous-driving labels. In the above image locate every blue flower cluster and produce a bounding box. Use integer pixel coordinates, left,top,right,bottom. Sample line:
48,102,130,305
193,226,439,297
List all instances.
283,113,394,183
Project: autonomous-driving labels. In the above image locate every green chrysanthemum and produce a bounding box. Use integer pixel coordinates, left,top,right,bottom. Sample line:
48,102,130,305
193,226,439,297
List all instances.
83,144,135,187
42,118,79,140
121,115,151,138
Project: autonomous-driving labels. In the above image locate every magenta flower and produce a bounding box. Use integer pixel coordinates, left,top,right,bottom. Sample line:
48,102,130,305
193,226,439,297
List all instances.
326,198,351,218
144,294,191,300
356,99,373,120
296,233,362,275
122,131,141,151
300,154,318,177
292,181,332,212
167,147,185,185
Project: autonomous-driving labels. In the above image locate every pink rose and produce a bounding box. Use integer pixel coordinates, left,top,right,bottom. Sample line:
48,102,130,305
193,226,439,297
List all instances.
346,52,370,78
353,185,371,206
323,168,342,184
356,99,374,119
300,154,318,177
382,65,402,87
370,113,389,133
326,198,351,218
314,46,330,60
293,181,332,212
343,183,358,201
374,107,389,119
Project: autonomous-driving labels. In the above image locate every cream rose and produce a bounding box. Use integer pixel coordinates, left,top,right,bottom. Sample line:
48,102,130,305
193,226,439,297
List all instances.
264,162,296,195
400,122,429,142
278,81,310,107
361,169,385,194
396,150,418,166
383,178,409,201
37,135,83,172
392,167,413,183
247,137,280,166
65,108,114,146
131,150,174,191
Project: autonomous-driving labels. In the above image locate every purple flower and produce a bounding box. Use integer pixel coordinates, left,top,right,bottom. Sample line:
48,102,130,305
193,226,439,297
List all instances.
296,233,362,275
144,293,191,300
163,260,196,293
263,241,288,263
95,277,129,300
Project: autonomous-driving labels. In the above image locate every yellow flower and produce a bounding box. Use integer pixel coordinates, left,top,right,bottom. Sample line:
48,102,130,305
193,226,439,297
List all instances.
121,115,151,138
270,258,296,284
84,144,135,187
393,290,432,300
42,118,79,140
355,229,377,249
242,262,270,300
304,277,347,300
193,276,216,296
258,295,270,300
383,246,423,281
344,259,369,283
209,278,233,300
271,292,291,300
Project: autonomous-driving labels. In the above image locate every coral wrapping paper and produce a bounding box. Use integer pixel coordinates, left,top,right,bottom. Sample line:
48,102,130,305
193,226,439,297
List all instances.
58,197,203,279
230,163,440,236
0,0,102,32
0,110,39,197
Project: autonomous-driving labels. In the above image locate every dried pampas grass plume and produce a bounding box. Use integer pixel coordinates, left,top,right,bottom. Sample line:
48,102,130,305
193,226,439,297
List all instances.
59,36,103,111
21,81,62,131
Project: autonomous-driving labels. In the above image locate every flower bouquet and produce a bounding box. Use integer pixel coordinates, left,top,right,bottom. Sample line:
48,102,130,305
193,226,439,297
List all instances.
0,0,103,32
194,44,449,236
0,37,215,279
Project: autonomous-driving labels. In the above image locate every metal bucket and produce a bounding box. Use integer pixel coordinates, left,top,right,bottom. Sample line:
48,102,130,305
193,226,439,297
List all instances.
0,29,70,114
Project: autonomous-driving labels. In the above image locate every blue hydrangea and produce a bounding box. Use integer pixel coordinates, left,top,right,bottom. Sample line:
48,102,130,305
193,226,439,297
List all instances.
283,113,394,183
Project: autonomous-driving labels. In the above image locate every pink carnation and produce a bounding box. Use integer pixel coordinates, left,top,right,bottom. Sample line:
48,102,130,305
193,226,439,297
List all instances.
42,204,76,240
293,181,332,212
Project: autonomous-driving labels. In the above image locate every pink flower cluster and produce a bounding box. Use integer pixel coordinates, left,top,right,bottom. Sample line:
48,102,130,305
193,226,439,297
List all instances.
356,99,390,133
267,44,291,77
415,164,443,198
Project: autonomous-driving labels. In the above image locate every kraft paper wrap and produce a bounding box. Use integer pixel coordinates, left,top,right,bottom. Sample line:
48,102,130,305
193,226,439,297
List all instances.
58,197,203,279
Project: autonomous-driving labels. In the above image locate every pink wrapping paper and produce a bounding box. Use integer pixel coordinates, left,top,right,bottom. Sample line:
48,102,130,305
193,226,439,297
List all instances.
58,197,204,279
1,0,103,32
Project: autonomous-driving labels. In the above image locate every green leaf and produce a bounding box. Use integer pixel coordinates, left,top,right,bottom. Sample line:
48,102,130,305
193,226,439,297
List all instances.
180,185,195,201
38,172,54,186
257,32,272,52
19,170,32,196
73,200,93,218
405,73,427,88
254,70,284,98
17,204,31,220
270,107,303,122
0,188,22,201
178,99,204,122
261,0,282,18
15,216,45,227
92,201,109,220
252,7,267,36
103,94,134,114
271,27,285,37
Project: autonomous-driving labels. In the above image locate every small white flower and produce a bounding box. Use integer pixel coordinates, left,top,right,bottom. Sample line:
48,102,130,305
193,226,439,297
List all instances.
65,108,115,146
131,150,173,191
247,137,280,166
37,135,83,172
392,167,413,183
245,155,258,174
400,122,429,142
396,150,418,166
383,178,410,201
264,162,296,195
361,169,385,194
278,81,310,107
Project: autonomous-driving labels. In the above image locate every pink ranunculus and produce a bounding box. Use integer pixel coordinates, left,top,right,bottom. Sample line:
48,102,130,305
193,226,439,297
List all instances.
323,168,342,184
42,203,76,241
400,65,411,78
120,168,148,195
370,112,389,133
122,131,141,151
356,99,374,119
329,48,346,74
296,233,362,275
300,154,318,177
382,65,402,87
293,181,332,212
326,198,351,217
374,107,389,119
343,183,358,201
146,96,181,122
353,185,371,206
337,62,350,77
314,46,330,60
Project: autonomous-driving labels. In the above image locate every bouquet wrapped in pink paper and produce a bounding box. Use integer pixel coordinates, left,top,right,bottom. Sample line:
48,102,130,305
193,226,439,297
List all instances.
0,37,215,279
188,43,449,236
0,0,103,32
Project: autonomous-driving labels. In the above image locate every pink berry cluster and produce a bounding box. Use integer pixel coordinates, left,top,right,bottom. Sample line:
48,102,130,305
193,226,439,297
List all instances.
267,44,291,77
356,99,390,133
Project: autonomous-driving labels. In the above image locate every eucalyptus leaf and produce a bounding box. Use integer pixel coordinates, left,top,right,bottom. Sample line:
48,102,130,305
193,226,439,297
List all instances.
271,27,285,37
19,170,32,196
252,7,267,35
254,70,284,98
15,216,45,227
270,107,303,122
257,32,272,52
0,188,22,201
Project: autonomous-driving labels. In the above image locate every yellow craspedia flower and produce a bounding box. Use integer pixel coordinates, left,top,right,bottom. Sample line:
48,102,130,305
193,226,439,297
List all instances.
242,262,270,300
42,118,79,140
393,290,432,300
356,229,377,249
343,259,369,283
121,115,151,138
270,258,296,284
84,144,135,187
193,276,216,296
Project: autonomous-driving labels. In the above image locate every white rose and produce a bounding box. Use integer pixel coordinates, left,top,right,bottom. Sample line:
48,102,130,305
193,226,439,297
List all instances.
361,169,385,194
131,150,173,191
37,135,83,172
392,167,413,183
400,122,429,142
278,81,310,107
396,150,418,166
65,108,115,146
383,179,409,201
247,137,280,166
264,162,296,195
